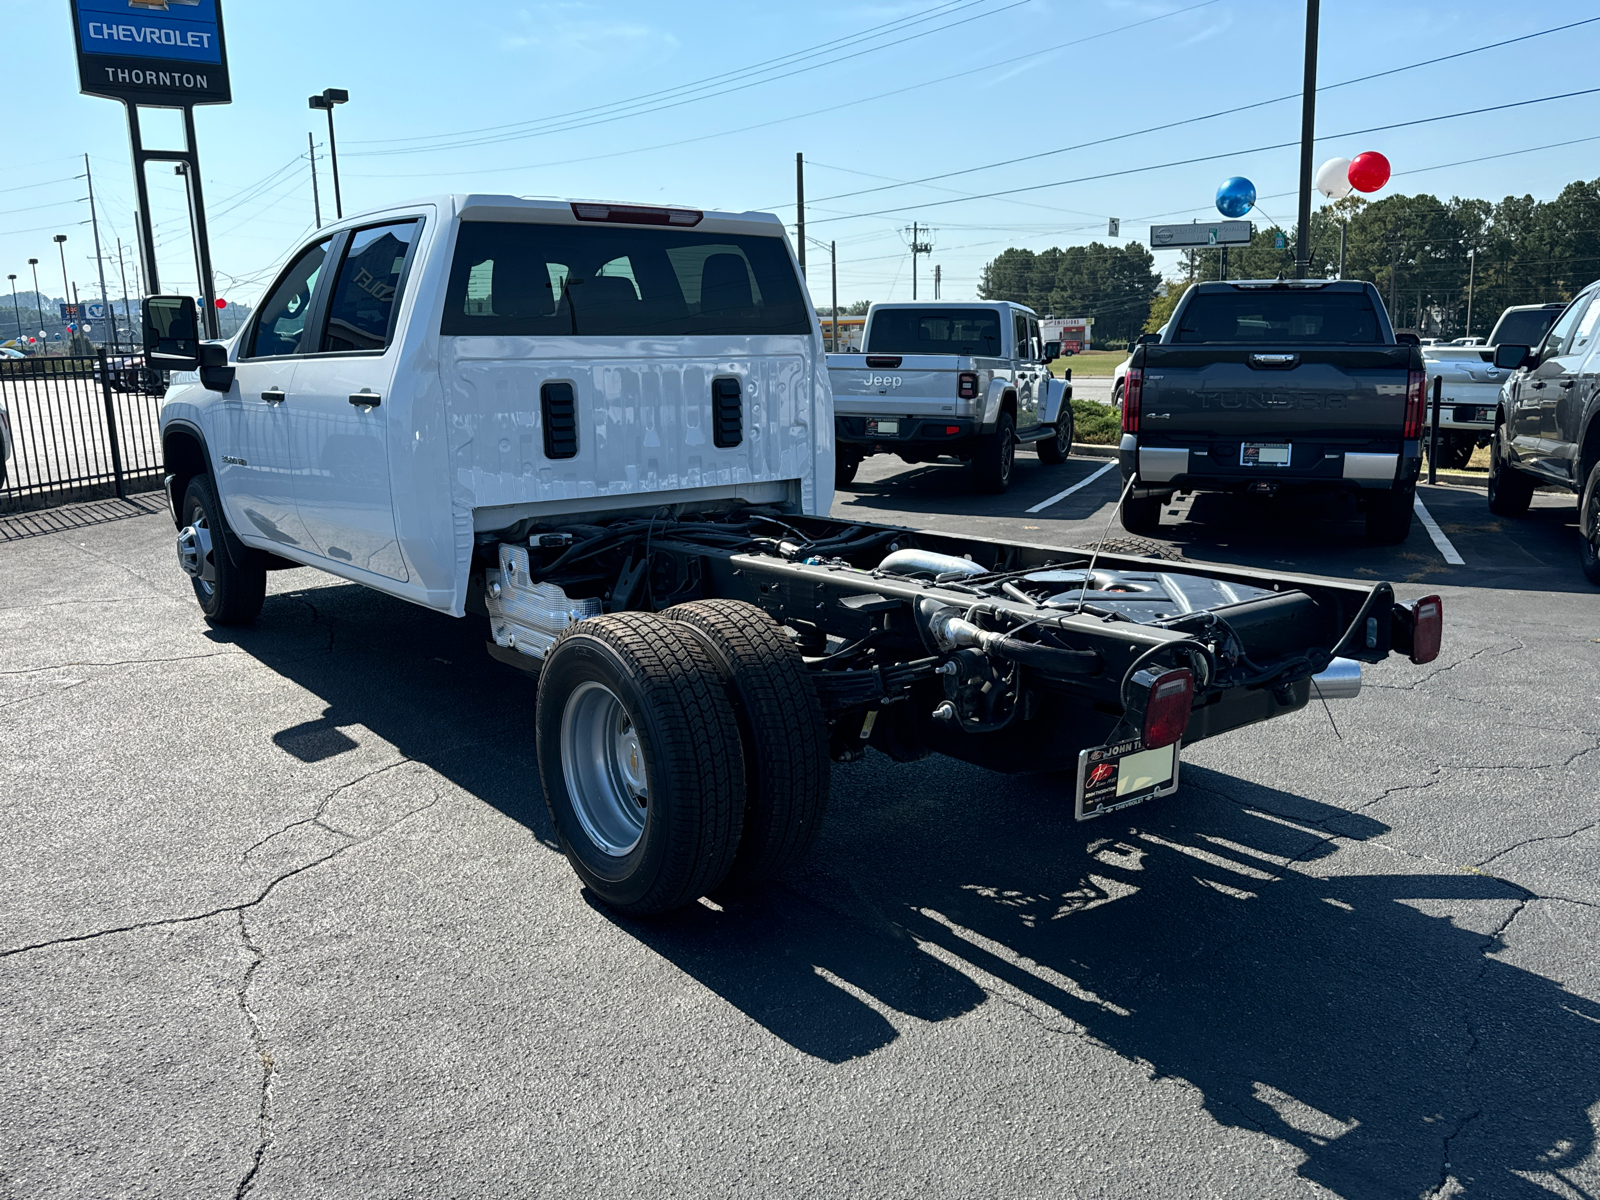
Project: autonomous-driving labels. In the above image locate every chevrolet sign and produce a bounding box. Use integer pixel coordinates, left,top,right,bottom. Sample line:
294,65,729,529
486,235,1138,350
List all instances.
72,0,232,106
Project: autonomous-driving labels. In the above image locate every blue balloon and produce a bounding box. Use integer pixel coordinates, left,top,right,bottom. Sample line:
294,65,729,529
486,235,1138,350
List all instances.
1216,177,1256,218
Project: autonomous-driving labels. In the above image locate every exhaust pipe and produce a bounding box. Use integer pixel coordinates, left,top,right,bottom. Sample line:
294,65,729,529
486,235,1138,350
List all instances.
1310,657,1362,700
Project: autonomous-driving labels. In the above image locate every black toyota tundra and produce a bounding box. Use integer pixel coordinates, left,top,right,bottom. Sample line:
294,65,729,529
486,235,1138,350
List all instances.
1118,279,1425,543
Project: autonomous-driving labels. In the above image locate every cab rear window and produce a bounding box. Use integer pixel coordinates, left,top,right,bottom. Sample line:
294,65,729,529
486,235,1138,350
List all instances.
867,308,1003,355
1173,291,1384,344
441,222,811,337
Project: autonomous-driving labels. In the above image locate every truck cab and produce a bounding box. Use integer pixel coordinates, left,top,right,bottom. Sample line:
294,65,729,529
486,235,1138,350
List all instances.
826,301,1073,493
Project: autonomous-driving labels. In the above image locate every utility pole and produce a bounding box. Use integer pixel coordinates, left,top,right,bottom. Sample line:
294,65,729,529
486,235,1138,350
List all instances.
84,155,115,351
934,264,941,300
1294,0,1320,279
907,221,933,300
1337,219,1347,279
116,239,132,348
795,153,805,279
1465,248,1477,337
830,240,838,352
308,89,349,219
309,132,323,229
1387,239,1404,323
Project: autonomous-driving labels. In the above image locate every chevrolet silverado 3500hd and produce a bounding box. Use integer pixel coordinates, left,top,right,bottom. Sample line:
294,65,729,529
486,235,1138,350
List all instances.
143,196,1443,915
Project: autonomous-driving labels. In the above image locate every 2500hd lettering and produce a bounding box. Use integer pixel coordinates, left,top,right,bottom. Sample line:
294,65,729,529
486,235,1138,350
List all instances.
142,196,1443,915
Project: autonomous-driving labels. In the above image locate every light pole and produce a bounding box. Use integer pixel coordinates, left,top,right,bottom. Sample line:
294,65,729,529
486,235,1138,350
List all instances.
1294,0,1320,279
1465,248,1477,339
7,275,21,342
308,89,349,219
28,258,41,351
53,235,70,344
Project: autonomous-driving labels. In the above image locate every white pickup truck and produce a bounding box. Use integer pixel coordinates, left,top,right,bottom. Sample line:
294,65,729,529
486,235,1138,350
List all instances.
141,194,1443,915
827,301,1074,492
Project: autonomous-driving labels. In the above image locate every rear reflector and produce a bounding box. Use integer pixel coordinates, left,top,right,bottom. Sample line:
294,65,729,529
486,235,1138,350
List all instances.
1122,367,1144,434
865,356,903,369
1141,668,1194,749
570,202,703,227
1409,595,1442,664
958,371,979,400
945,425,961,435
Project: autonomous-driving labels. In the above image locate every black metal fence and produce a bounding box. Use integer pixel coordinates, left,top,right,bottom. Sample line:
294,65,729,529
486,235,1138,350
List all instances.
0,352,167,514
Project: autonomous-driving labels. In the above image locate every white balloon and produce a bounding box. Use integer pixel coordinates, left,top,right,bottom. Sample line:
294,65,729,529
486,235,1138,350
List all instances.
1316,156,1354,200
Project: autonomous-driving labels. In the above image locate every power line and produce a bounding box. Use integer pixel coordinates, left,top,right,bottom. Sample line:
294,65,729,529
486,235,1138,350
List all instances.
810,87,1600,225
349,0,1030,158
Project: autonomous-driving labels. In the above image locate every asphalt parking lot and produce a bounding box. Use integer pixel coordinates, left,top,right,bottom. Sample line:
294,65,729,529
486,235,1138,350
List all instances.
3,459,1598,1200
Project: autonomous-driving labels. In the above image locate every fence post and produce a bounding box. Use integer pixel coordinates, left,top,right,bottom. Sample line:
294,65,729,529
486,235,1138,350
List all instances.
97,348,126,499
1427,375,1441,487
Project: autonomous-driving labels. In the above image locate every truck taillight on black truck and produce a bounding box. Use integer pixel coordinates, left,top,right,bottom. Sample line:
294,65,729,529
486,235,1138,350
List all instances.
148,197,1445,916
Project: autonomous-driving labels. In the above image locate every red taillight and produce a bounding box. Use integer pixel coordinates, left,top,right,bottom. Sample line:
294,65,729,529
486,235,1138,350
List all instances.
1404,368,1426,439
1122,367,1143,434
1141,668,1194,749
570,202,703,227
1409,595,1443,664
957,371,979,400
945,425,960,434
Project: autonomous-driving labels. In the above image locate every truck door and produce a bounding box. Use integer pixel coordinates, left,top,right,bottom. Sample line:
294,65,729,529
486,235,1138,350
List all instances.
1520,295,1589,477
284,218,423,581
1551,291,1600,481
217,237,331,551
1012,311,1038,426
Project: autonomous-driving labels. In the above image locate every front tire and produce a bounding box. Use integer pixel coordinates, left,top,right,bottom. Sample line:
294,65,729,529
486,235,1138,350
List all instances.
1365,485,1416,544
666,600,831,891
179,475,265,626
835,451,861,489
537,613,746,916
1036,411,1073,465
971,412,1016,493
1487,430,1534,517
1579,461,1600,586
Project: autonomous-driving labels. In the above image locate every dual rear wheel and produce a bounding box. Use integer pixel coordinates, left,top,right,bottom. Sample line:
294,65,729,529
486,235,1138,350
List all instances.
536,602,830,916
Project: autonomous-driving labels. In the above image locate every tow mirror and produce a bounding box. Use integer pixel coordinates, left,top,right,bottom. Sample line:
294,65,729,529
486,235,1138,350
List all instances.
143,295,200,370
1493,343,1532,370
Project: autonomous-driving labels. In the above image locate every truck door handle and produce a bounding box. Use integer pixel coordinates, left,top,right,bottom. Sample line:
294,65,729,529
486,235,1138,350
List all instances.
349,391,382,408
1529,381,1545,389
261,389,285,404
1558,379,1574,387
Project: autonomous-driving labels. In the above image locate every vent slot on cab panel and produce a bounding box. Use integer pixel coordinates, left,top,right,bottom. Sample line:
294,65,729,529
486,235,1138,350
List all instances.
712,377,743,448
541,382,577,459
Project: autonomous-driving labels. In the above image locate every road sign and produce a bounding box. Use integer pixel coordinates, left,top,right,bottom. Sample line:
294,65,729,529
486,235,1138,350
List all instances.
59,303,80,321
1108,217,1120,237
85,301,107,321
1149,221,1253,249
72,0,232,107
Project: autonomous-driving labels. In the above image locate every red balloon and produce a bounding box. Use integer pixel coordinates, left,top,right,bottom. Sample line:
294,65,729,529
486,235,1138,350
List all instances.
1348,151,1391,194
215,298,227,309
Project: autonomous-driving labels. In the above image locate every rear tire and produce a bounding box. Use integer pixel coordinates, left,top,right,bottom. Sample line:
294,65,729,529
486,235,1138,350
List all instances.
1365,485,1416,544
1120,492,1163,534
536,613,745,916
1579,461,1600,587
1437,434,1474,471
835,451,861,489
1036,411,1073,464
972,412,1016,493
1112,379,1125,409
665,600,831,891
1487,430,1534,517
179,475,265,626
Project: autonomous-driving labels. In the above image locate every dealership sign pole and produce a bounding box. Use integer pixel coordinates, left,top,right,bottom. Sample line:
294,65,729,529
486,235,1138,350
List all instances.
70,0,231,339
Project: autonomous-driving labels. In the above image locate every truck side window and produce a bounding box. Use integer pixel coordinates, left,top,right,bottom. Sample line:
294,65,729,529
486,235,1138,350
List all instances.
321,221,420,354
1539,296,1589,361
1568,293,1600,358
1014,314,1030,359
246,239,331,359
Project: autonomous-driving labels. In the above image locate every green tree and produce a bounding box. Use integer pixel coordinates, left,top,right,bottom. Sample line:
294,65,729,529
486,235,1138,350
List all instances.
978,242,1159,344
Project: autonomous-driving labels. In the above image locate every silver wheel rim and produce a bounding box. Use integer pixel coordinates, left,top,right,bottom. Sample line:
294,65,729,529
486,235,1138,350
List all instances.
560,681,648,856
179,505,218,598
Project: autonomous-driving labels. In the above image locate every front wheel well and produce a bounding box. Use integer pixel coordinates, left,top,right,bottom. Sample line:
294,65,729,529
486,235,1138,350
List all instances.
163,428,209,524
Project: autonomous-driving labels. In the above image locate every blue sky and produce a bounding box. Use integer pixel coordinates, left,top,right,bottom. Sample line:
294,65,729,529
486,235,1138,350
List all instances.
3,0,1599,317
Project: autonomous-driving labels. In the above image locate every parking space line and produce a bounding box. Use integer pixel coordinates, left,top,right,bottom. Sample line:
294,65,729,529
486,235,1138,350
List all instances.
1413,496,1465,565
1027,461,1116,513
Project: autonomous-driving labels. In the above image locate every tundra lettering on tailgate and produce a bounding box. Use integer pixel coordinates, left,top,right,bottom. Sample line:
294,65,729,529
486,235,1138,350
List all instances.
1199,391,1348,411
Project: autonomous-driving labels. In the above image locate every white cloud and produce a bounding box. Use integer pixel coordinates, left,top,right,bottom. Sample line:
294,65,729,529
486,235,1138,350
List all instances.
498,3,673,57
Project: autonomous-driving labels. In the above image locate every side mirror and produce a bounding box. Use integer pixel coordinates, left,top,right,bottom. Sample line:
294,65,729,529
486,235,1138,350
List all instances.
1043,340,1061,363
1395,332,1421,346
1137,332,1161,346
197,341,234,393
1493,343,1532,371
143,295,200,370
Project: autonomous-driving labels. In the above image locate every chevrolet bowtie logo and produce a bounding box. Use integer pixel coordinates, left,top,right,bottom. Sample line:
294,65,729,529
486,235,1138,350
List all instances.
128,0,201,9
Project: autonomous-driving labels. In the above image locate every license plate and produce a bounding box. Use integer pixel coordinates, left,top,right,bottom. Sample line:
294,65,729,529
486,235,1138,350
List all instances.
868,419,899,435
1075,737,1181,821
1241,442,1291,467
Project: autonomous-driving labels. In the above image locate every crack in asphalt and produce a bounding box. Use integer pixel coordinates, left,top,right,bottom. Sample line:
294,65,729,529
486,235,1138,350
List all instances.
1476,822,1599,870
0,795,441,960
0,649,240,677
233,911,275,1200
240,757,415,862
1370,640,1523,692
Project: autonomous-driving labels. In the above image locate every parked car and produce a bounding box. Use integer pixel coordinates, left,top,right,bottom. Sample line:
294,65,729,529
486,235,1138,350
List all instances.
0,395,12,488
1422,303,1566,469
142,195,1442,914
1488,286,1600,584
827,301,1071,492
0,346,26,360
1118,279,1423,543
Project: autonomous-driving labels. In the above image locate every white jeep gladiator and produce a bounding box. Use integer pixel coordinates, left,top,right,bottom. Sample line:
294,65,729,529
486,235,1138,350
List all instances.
826,301,1074,493
143,195,1443,915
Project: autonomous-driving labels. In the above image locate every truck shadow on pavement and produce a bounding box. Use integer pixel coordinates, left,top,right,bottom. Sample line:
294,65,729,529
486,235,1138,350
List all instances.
225,580,1599,1200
